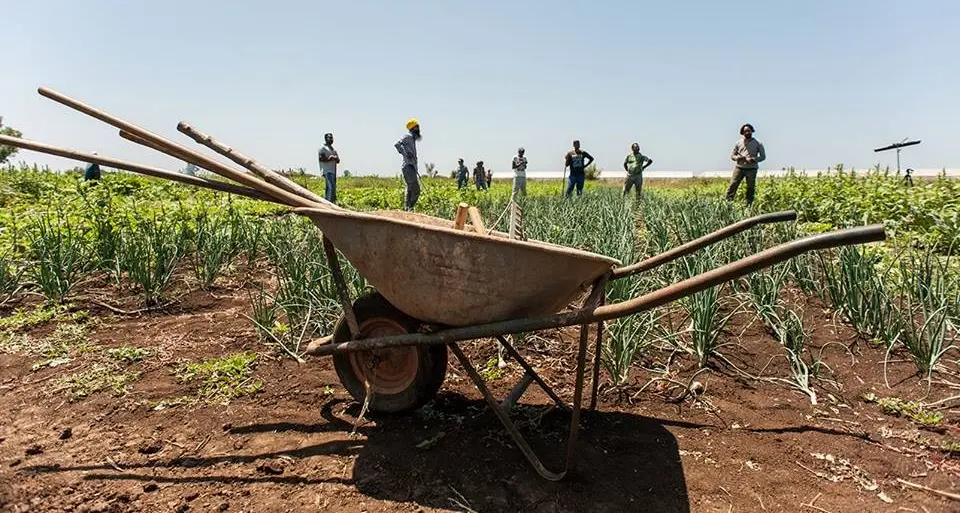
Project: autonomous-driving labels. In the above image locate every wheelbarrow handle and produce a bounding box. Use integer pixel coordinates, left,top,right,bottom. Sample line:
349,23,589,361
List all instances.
308,223,885,357
611,210,798,279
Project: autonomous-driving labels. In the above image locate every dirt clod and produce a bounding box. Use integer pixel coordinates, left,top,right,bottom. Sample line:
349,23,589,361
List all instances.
255,461,284,475
143,483,158,493
24,444,43,456
59,428,73,440
138,441,162,454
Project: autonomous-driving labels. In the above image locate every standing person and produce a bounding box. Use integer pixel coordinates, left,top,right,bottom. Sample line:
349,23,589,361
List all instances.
456,158,469,189
622,143,653,200
473,161,487,190
563,140,594,197
318,132,340,204
84,152,101,181
511,147,528,198
394,119,422,211
726,123,766,205
486,168,492,188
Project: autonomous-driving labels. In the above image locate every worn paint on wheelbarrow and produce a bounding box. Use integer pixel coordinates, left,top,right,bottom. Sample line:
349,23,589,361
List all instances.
293,207,621,327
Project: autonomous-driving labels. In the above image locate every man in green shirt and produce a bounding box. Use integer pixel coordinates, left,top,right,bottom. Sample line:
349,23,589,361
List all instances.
622,143,653,199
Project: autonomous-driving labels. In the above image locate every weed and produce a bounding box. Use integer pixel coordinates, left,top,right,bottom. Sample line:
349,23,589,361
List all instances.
174,351,263,405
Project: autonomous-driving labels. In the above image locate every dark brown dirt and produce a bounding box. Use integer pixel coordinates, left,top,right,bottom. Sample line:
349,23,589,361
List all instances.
1,274,958,513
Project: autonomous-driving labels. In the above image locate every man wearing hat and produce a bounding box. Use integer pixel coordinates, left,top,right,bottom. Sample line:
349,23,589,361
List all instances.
726,123,766,205
318,132,340,204
511,147,528,197
394,119,422,210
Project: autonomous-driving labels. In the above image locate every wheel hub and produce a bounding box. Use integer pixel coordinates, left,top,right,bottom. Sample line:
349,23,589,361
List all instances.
348,317,419,395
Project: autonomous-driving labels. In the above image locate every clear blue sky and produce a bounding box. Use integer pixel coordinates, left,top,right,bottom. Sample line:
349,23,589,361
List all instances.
2,1,957,176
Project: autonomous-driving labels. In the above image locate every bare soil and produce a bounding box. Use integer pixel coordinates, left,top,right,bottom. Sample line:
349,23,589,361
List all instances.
1,272,958,513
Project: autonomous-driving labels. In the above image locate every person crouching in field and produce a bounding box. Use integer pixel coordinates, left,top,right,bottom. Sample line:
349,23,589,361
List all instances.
622,143,653,200
456,158,469,189
394,119,422,211
473,161,488,190
726,123,766,205
512,147,528,198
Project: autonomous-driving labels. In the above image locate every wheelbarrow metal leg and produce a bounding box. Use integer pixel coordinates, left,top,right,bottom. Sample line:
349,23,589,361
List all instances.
495,335,566,410
502,372,535,410
564,321,590,473
322,235,360,339
589,315,605,411
449,341,584,482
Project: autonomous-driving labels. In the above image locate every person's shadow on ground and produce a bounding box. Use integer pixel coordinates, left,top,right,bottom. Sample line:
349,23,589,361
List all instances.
23,393,690,513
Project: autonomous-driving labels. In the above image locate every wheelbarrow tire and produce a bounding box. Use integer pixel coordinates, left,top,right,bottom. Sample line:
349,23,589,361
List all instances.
331,292,447,415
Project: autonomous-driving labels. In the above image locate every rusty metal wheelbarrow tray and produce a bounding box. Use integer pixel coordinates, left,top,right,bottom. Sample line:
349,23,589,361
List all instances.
292,206,621,327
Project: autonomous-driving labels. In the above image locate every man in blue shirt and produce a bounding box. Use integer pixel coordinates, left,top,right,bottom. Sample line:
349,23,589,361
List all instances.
394,119,422,211
563,140,594,197
456,158,469,189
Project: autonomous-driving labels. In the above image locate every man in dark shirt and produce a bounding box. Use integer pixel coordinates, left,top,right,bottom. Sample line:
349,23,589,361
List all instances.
563,140,594,197
84,152,101,181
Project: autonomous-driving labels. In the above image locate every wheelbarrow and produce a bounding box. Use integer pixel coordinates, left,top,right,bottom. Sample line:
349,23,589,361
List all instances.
0,87,888,481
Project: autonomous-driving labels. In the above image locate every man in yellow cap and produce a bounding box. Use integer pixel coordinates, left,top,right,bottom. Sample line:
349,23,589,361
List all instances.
394,118,422,211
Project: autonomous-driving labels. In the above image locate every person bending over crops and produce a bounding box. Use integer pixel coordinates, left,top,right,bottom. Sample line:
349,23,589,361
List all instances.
473,161,488,190
394,119,422,210
564,140,594,197
622,143,653,200
726,123,766,205
318,132,340,204
512,147,528,198
456,158,469,189
84,152,101,181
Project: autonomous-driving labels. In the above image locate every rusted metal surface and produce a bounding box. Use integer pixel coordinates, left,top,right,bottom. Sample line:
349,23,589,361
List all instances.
495,335,566,409
0,134,274,202
449,340,585,481
307,224,886,357
322,236,360,339
35,87,317,209
295,206,620,327
611,210,798,279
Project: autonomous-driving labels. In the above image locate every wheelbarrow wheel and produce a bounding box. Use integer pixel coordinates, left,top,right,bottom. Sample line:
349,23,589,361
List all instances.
332,292,448,414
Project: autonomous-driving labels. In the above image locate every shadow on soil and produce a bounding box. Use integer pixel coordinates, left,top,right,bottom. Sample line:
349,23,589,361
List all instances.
23,394,690,512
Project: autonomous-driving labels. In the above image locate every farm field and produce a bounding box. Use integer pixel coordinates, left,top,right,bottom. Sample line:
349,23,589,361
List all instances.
1,164,959,513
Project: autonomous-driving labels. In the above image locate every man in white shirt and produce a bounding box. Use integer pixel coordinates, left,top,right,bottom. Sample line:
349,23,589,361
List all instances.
318,132,340,204
512,147,528,198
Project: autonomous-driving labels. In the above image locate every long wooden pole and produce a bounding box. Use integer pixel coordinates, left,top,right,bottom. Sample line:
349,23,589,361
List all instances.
36,86,317,209
176,121,336,209
0,134,279,203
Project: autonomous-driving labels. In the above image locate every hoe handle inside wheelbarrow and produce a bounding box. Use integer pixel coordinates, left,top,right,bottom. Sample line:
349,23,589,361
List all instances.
610,210,798,279
309,223,885,357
